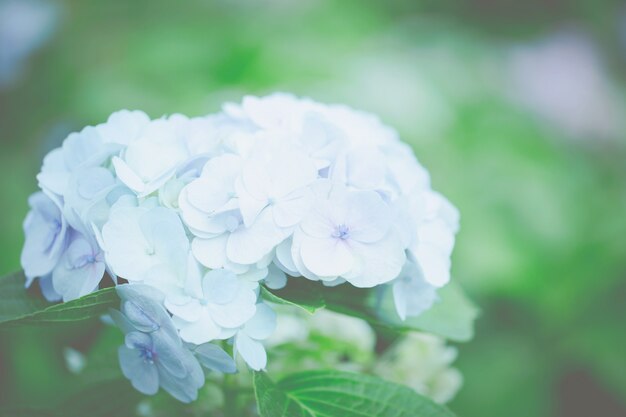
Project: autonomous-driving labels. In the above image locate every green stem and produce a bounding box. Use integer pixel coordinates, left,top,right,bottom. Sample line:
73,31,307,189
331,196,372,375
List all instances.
223,372,238,417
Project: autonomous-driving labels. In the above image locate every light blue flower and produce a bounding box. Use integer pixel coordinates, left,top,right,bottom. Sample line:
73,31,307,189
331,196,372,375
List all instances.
291,184,406,288
52,232,105,301
118,330,204,402
113,284,205,403
20,191,69,288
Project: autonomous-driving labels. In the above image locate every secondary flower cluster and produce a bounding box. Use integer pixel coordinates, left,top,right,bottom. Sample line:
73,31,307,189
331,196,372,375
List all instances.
20,93,459,401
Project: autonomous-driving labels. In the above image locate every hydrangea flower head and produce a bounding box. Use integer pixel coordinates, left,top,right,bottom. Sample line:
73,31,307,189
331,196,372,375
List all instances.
21,93,460,401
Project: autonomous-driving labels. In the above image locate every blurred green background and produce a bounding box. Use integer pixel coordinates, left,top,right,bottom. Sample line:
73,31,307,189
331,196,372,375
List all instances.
1,0,626,416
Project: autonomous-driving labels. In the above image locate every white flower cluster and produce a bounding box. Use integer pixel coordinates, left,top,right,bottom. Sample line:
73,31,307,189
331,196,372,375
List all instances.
21,93,458,399
267,309,462,404
374,332,463,404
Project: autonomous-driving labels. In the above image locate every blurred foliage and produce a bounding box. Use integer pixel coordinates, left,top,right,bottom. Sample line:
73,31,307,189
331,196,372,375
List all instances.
1,0,626,416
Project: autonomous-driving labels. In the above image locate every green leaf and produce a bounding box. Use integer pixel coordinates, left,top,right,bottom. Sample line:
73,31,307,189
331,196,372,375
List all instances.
0,271,48,323
0,271,118,328
377,282,480,342
253,370,456,417
20,288,118,324
261,285,325,313
264,278,478,342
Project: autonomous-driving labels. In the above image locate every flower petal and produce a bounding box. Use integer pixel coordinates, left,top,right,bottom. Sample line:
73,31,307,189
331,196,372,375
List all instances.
345,190,391,243
243,303,276,340
226,211,289,265
235,332,267,371
175,314,221,345
194,343,237,374
118,345,159,395
413,244,451,287
300,236,353,278
347,234,405,287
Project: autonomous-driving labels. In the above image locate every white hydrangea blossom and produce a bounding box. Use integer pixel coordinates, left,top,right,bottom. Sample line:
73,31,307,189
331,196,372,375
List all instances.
266,310,461,404
374,333,463,404
20,93,459,400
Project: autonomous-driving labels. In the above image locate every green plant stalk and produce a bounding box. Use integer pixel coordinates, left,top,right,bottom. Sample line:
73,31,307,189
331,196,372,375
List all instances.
222,372,238,417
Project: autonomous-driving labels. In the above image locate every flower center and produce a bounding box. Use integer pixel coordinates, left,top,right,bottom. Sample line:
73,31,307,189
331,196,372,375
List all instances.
72,253,97,269
332,224,350,240
51,219,61,233
137,344,157,364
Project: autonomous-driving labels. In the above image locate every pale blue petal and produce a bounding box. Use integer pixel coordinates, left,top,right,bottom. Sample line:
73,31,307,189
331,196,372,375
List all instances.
175,314,221,345
344,190,391,243
202,269,238,304
392,261,439,320
218,327,238,340
412,243,450,287
61,126,106,171
264,264,287,290
37,148,69,196
321,277,345,287
164,297,203,322
392,281,408,321
235,332,267,371
116,281,165,304
52,237,105,302
206,288,257,329
39,275,62,302
226,210,289,265
157,348,204,404
116,284,178,338
194,343,237,374
158,372,196,403
122,300,160,333
139,207,189,260
152,333,187,379
21,192,68,279
108,309,135,334
243,303,276,341
118,345,159,395
179,346,205,388
125,331,152,350
348,234,405,288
